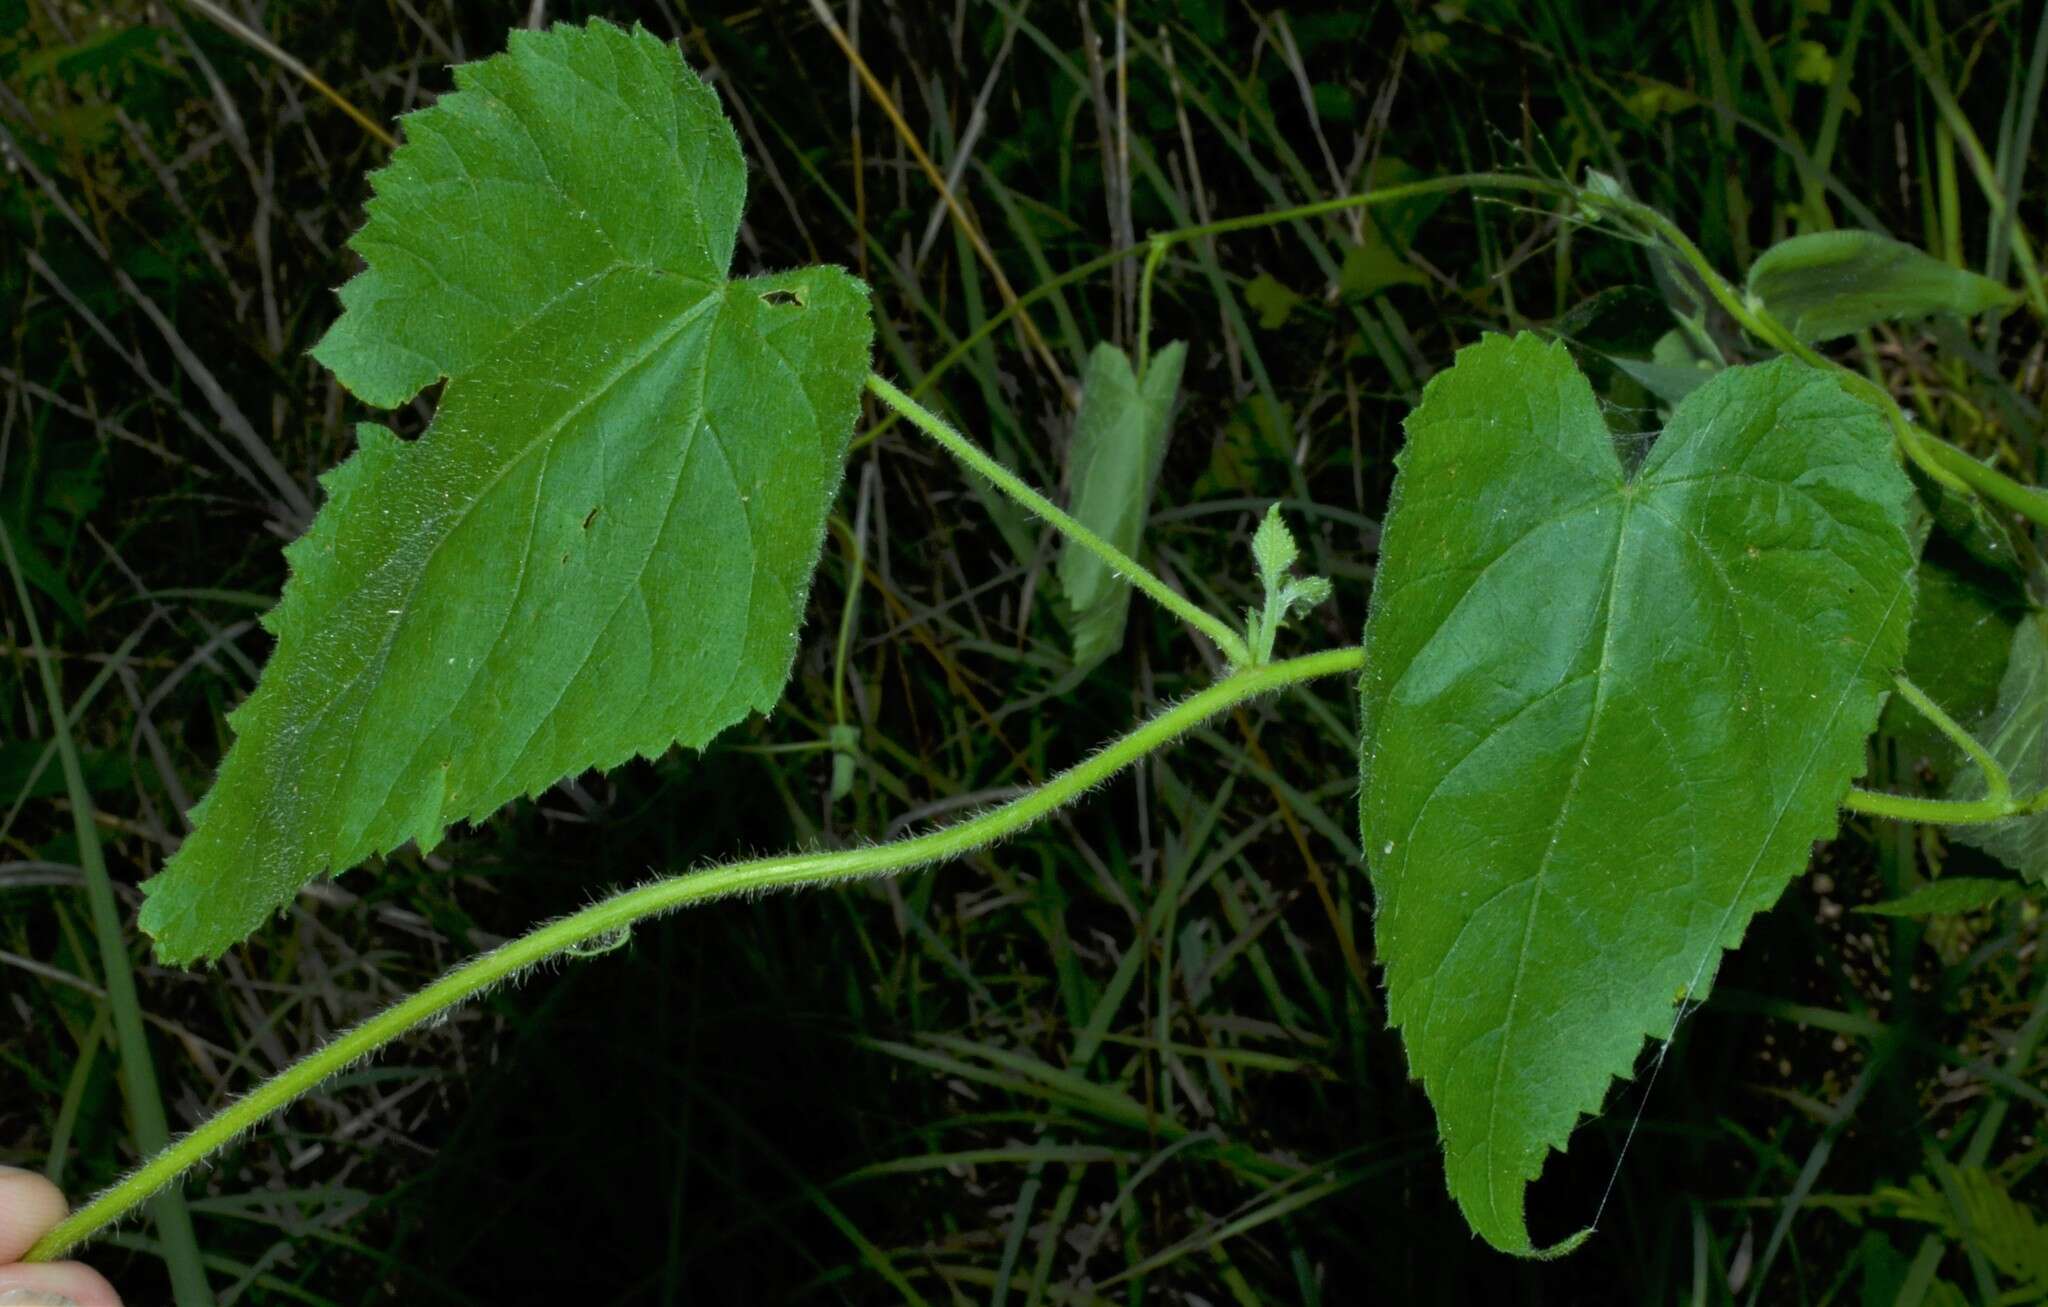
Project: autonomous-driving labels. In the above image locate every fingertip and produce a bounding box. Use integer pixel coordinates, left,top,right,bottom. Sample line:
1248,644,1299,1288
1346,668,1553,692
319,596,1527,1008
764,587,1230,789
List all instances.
0,1259,125,1306
0,1169,68,1266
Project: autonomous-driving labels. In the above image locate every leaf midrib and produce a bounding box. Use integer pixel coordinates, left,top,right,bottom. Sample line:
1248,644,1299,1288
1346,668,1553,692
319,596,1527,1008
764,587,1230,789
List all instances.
1476,491,1633,1233
1457,490,1910,1229
259,272,728,880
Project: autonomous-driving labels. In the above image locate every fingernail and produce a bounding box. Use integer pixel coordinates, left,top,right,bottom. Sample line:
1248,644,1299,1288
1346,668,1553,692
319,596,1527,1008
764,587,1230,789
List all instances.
0,1291,80,1307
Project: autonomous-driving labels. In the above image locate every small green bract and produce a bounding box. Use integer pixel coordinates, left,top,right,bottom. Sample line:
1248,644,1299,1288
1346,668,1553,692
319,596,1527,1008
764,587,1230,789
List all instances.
139,20,873,963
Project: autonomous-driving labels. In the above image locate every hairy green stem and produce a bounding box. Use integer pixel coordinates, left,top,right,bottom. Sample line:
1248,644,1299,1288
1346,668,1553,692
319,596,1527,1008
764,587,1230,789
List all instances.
1914,434,2048,528
865,371,1256,666
1843,669,2047,825
1890,675,2011,808
1,524,213,1302
26,646,1366,1263
1135,234,1169,379
1844,783,2048,826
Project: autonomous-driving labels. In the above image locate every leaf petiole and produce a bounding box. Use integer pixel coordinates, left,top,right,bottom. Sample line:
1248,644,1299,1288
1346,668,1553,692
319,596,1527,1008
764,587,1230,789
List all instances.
1135,234,1170,380
1845,669,2048,827
1844,783,2048,826
865,371,1254,666
1889,673,2011,808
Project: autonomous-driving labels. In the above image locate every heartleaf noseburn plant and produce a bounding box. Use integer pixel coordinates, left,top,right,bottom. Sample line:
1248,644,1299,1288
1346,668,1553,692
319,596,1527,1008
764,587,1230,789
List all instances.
29,17,2048,1271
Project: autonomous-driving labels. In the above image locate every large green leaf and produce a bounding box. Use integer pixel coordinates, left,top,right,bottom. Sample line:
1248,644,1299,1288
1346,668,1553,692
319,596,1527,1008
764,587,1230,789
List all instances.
139,20,872,963
1057,342,1186,671
1746,230,2019,344
1948,612,2048,882
1359,334,1914,1254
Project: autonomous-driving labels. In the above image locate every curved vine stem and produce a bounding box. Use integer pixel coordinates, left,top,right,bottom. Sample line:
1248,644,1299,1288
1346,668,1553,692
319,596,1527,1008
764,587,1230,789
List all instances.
865,371,1256,667
1562,185,2048,531
858,169,2048,536
1843,782,2048,826
1840,671,2043,825
1135,234,1169,380
25,646,1366,1264
1892,674,2011,809
1911,433,2048,529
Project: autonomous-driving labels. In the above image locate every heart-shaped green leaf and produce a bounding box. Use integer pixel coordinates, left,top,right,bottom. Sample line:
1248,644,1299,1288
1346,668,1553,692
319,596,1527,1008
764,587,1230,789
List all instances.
1359,334,1914,1253
139,20,872,963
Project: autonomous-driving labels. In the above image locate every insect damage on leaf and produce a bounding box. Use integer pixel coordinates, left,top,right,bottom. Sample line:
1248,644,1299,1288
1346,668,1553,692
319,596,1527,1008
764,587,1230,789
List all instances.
1359,333,1915,1254
139,19,873,964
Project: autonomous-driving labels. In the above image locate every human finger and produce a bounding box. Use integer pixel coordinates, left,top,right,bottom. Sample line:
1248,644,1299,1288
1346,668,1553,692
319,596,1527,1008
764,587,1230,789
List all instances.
0,1169,67,1266
0,1259,125,1306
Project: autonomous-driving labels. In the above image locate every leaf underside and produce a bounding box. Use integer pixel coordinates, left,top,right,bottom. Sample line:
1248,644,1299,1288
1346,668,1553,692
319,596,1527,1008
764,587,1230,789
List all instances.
1057,342,1186,672
1948,612,2048,882
140,20,872,963
1359,334,1915,1253
1746,229,2019,344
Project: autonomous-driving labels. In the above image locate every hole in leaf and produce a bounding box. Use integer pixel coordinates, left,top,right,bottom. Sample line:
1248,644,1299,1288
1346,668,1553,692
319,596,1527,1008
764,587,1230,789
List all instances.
760,287,805,308
582,506,599,530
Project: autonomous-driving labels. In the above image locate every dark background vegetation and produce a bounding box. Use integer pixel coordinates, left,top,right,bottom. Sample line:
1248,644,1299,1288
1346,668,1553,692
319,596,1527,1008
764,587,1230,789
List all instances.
4,0,2045,1301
